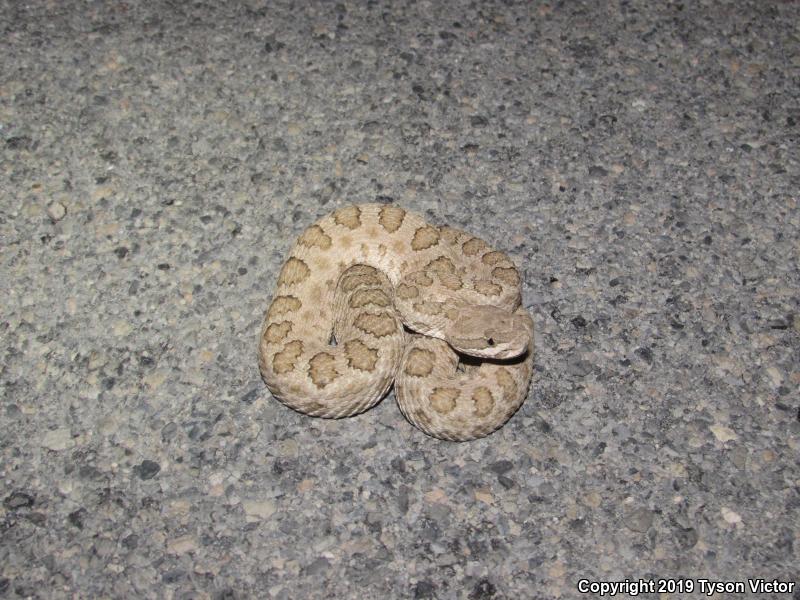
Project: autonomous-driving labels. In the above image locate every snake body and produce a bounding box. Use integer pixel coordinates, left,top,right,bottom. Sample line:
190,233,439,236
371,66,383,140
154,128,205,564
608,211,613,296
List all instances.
258,204,534,441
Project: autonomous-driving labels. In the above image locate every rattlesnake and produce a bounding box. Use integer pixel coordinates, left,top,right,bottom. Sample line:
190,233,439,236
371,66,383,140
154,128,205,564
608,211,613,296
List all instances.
258,204,534,441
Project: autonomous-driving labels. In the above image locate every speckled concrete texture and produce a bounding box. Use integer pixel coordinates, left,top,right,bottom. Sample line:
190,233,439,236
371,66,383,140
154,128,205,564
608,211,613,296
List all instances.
2,1,798,598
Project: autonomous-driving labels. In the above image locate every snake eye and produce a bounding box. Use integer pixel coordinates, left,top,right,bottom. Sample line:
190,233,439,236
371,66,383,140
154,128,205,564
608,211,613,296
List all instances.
487,338,495,346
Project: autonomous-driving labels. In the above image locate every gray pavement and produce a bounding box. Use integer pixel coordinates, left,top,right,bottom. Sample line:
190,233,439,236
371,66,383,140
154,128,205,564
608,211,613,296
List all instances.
1,1,798,598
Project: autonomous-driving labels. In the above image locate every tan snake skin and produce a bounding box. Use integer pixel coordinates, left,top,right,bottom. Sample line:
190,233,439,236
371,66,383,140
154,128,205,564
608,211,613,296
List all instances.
258,204,534,441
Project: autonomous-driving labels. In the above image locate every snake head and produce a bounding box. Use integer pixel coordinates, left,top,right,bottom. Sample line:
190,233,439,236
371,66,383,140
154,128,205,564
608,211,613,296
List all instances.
444,305,532,359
